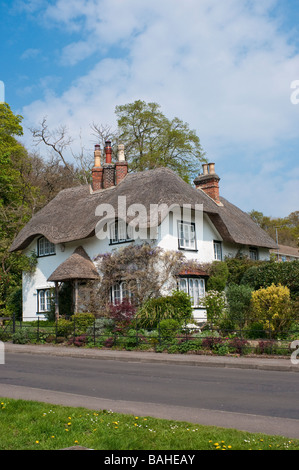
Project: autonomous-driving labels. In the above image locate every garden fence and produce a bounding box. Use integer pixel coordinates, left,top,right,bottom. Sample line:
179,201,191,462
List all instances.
0,313,299,357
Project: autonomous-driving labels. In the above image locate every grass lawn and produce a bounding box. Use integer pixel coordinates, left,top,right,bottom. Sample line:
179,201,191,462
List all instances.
0,397,298,451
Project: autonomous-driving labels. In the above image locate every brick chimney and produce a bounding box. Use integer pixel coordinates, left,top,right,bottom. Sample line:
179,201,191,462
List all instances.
92,144,103,190
115,144,128,185
103,140,115,189
91,141,128,191
194,163,221,204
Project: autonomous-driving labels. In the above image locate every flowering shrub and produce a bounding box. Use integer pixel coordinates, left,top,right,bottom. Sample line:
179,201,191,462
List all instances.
251,284,292,336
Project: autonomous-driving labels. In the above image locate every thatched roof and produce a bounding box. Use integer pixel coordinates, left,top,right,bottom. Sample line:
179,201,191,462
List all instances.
10,167,277,252
47,246,99,282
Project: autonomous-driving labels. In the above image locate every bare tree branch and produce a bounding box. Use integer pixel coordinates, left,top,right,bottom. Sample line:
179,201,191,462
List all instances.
30,117,79,182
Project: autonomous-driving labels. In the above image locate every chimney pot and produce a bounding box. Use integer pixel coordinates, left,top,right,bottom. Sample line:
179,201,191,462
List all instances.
115,143,128,184
93,144,101,168
105,140,112,164
117,143,125,162
209,163,216,175
202,163,209,175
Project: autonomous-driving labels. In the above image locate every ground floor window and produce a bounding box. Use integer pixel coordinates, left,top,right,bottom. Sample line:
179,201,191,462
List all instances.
37,289,52,313
249,247,259,261
110,281,132,305
178,277,205,307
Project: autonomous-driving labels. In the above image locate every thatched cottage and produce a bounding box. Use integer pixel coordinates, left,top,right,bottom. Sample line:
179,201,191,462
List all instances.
10,141,277,321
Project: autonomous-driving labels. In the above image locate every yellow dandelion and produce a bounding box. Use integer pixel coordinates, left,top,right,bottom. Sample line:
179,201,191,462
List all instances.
35,440,39,444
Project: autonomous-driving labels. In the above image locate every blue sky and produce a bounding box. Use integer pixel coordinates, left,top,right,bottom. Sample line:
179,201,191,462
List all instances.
1,0,299,218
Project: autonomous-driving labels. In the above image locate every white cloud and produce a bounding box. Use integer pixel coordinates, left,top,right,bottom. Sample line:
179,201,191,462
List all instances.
20,0,299,216
21,48,41,59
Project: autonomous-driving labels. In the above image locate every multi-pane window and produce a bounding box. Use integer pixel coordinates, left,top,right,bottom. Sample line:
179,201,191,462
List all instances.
178,222,196,250
38,236,55,256
249,247,259,261
110,220,133,244
111,282,132,304
179,277,205,307
37,289,52,312
213,241,222,261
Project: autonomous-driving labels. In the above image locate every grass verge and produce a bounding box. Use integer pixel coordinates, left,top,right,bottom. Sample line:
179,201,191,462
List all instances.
0,397,298,450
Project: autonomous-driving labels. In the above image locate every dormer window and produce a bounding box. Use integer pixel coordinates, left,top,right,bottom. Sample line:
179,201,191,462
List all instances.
38,236,56,257
109,219,133,245
178,222,196,251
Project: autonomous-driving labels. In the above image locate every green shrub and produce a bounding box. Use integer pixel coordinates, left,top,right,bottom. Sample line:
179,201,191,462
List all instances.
12,328,30,344
86,317,115,338
137,290,192,328
226,284,253,328
241,260,299,300
251,284,292,337
244,322,267,339
56,318,72,337
159,319,180,340
225,257,261,285
201,290,227,326
207,261,229,292
71,312,95,334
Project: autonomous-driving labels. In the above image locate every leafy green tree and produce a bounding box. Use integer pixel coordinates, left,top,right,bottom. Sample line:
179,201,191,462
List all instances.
115,100,205,182
249,209,299,247
0,104,39,313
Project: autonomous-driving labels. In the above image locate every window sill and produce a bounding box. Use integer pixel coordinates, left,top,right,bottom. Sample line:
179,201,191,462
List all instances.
37,253,56,258
178,247,198,252
109,239,134,246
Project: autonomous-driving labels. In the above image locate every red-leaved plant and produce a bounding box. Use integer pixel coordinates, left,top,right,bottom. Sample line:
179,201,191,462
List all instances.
109,299,136,330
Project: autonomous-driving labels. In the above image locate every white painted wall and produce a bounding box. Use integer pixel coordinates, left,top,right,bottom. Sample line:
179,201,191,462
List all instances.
21,209,271,321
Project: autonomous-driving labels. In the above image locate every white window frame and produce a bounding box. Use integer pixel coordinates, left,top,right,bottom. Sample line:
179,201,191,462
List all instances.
38,236,55,257
109,219,133,245
178,277,205,307
178,222,196,251
213,240,222,261
37,289,52,313
111,281,132,305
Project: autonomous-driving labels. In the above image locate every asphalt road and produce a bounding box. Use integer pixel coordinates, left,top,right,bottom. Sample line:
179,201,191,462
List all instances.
1,350,299,438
